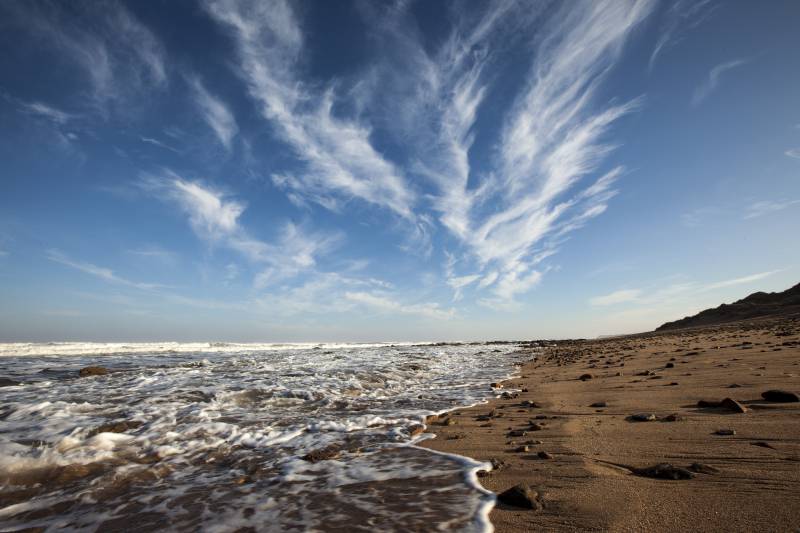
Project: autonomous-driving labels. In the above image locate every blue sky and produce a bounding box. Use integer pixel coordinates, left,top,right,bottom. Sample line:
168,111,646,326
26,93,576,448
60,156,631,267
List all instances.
1,0,798,342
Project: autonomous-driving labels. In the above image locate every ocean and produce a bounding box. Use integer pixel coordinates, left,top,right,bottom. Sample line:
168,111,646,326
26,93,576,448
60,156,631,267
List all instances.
0,341,534,531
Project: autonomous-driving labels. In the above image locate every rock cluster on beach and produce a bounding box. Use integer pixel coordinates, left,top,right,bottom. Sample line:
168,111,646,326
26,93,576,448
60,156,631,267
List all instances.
420,313,800,532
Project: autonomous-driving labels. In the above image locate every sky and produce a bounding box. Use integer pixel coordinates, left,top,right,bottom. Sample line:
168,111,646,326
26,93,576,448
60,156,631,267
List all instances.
0,0,798,342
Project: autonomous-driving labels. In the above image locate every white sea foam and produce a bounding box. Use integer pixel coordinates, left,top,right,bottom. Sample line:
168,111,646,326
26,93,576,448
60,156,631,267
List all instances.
0,342,534,531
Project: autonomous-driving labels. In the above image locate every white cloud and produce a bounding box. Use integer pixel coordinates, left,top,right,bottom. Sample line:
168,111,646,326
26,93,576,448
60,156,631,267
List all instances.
6,1,166,106
139,136,180,153
344,291,454,320
702,270,780,291
20,101,75,124
188,76,239,151
589,289,642,306
744,199,800,219
204,0,415,219
784,148,800,159
648,0,715,71
692,58,747,106
47,250,166,291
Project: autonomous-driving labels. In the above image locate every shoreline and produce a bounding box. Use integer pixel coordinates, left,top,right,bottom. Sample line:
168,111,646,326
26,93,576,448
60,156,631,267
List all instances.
420,315,800,532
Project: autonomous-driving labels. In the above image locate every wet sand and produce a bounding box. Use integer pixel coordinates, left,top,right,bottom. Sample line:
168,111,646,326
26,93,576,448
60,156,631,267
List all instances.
420,315,800,532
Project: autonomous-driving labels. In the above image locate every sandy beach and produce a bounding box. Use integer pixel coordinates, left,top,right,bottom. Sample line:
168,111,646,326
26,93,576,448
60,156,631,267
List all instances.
421,315,800,532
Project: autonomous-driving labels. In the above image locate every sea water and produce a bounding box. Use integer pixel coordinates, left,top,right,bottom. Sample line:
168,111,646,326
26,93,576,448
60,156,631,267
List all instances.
0,342,533,532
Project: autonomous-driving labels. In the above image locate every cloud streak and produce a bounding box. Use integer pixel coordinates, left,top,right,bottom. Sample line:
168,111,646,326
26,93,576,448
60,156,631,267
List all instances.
692,58,747,106
188,76,239,151
204,0,416,219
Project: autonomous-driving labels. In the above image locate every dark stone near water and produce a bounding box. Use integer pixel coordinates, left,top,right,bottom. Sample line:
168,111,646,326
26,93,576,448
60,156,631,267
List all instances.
501,391,519,400
497,484,542,510
634,463,694,480
408,425,425,437
490,382,502,389
521,400,540,408
720,398,747,413
590,401,607,408
579,373,593,381
79,366,108,377
761,390,800,403
689,463,719,474
89,420,143,437
0,378,21,387
302,445,341,463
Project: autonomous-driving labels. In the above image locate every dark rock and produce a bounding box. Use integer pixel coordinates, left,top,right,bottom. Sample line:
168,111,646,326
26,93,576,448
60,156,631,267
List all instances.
302,445,340,462
88,420,143,437
79,366,108,377
508,429,527,437
528,422,544,431
761,390,800,403
579,373,593,381
728,384,742,388
521,400,540,408
634,463,694,480
751,441,775,449
501,391,519,400
697,400,721,408
408,424,425,437
661,413,682,422
497,484,542,510
590,401,607,408
714,429,736,436
719,398,747,413
689,463,720,474
515,445,530,453
537,451,554,460
665,362,675,368
0,378,21,387
628,413,657,422
490,382,502,389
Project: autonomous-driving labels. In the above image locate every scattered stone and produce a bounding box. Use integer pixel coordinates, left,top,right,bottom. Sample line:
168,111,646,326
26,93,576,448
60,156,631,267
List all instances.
521,400,541,408
761,390,800,403
490,458,507,470
490,382,502,389
579,373,593,381
689,463,719,474
508,429,527,437
88,420,143,437
525,439,543,445
720,398,747,413
0,378,21,387
302,445,341,462
408,425,425,437
515,445,530,453
665,362,675,368
714,429,736,436
751,441,775,449
590,401,607,408
501,391,520,400
79,366,108,377
728,384,742,388
497,484,542,510
634,463,694,480
629,413,657,422
661,414,682,422
537,451,554,460
528,422,544,431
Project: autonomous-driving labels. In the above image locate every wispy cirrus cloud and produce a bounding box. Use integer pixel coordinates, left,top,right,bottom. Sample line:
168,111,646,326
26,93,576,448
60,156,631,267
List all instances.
203,0,416,220
19,101,76,124
591,270,781,308
47,249,167,291
590,289,642,306
3,1,166,107
142,172,340,288
785,148,800,159
648,0,716,71
188,76,239,152
692,58,748,106
344,291,454,321
744,199,800,219
414,1,653,305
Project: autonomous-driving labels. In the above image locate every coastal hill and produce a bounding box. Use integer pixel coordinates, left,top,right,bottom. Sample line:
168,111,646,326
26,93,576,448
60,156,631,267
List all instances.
656,281,800,331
